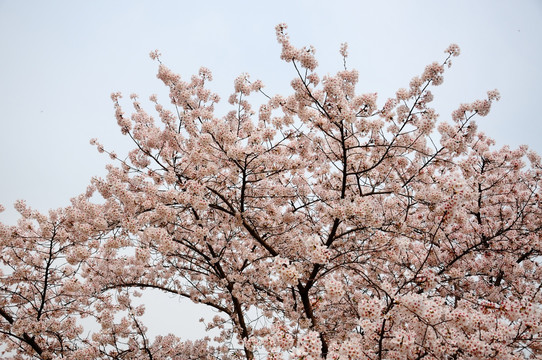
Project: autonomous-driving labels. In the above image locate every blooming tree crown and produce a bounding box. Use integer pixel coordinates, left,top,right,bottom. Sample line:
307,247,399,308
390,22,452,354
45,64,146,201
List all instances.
1,24,541,360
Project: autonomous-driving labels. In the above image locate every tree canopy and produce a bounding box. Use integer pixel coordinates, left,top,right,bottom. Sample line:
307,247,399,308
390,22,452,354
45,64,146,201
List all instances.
1,24,541,360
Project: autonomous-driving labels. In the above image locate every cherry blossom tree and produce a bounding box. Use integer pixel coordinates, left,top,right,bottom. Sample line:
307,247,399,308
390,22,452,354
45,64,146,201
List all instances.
1,24,541,359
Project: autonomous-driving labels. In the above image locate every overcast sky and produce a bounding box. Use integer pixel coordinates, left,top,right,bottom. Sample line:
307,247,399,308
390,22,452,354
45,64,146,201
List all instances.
0,0,541,342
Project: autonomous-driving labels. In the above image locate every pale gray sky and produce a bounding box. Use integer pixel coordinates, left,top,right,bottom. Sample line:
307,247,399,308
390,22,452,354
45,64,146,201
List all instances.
0,0,541,341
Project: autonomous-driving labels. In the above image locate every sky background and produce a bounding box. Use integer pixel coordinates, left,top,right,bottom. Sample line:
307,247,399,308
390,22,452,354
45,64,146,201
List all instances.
1,0,541,342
